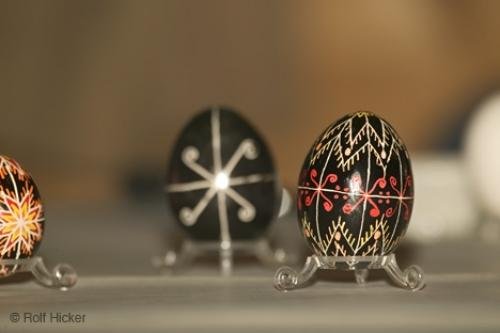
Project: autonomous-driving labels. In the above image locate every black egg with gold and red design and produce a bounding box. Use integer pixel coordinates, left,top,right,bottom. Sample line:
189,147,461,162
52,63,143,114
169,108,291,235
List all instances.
166,107,280,241
297,112,414,257
0,156,45,276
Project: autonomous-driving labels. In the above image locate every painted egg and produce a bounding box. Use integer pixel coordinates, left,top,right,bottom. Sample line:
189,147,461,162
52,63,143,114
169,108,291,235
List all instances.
297,112,414,257
166,107,280,242
0,156,44,276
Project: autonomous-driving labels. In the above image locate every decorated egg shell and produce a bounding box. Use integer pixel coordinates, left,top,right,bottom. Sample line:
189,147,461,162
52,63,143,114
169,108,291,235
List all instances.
298,112,414,257
0,156,44,276
166,107,280,241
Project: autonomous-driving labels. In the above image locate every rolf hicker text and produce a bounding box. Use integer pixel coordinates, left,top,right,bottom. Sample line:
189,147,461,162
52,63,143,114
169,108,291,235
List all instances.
21,312,86,324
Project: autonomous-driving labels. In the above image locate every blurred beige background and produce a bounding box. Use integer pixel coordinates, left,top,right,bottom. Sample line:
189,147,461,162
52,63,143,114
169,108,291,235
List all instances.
1,0,500,203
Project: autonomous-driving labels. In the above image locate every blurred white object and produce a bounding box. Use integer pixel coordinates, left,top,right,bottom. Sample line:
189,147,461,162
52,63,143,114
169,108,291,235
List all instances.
278,188,292,218
407,154,478,243
464,93,500,220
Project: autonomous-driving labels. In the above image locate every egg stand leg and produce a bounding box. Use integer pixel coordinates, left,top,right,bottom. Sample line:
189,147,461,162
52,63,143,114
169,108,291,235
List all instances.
218,238,291,274
219,240,233,276
354,268,369,285
252,238,288,267
217,239,285,275
273,255,321,291
381,254,425,291
0,257,77,290
152,240,198,273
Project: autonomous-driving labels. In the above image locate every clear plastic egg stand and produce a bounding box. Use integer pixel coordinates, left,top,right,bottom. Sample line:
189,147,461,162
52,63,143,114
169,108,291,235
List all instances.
154,107,293,275
274,111,425,292
153,237,287,276
274,253,424,291
0,257,77,290
153,189,292,276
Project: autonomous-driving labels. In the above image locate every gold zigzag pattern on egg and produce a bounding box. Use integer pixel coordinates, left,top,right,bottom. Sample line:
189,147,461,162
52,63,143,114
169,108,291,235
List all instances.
301,213,401,257
302,214,357,256
309,112,406,172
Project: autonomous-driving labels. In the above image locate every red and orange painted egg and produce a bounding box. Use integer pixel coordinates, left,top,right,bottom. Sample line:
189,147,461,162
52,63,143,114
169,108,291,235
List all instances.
297,112,414,257
0,156,44,277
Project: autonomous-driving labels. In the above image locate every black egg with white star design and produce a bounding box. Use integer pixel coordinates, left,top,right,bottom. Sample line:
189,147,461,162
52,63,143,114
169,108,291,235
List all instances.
166,107,280,242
